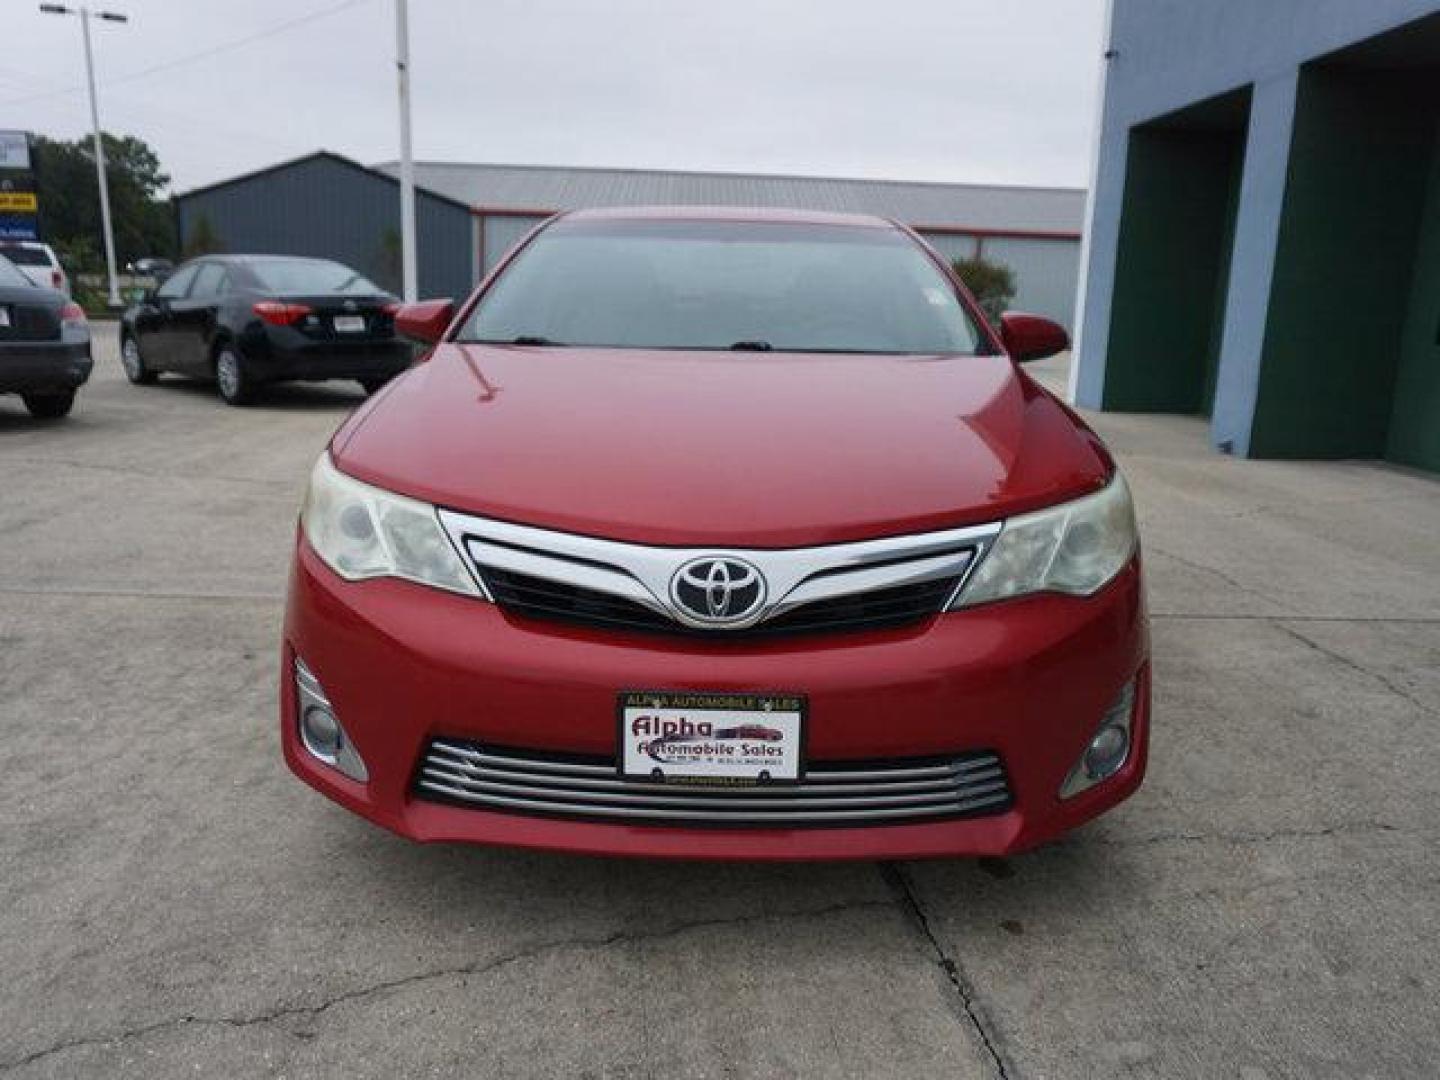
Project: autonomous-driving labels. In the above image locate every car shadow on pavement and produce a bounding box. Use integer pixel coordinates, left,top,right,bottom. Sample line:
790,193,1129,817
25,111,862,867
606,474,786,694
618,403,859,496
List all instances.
145,374,369,411
0,399,114,435
306,806,1132,946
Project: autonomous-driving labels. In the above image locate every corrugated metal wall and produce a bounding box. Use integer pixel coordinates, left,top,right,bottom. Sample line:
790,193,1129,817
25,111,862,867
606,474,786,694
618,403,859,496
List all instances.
480,214,549,273
392,161,1087,235
175,156,474,300
978,237,1082,327
917,231,981,264
176,155,1082,325
918,231,1080,328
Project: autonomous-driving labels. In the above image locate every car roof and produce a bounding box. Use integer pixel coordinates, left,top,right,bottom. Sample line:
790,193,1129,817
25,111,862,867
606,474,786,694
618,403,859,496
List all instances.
557,205,897,229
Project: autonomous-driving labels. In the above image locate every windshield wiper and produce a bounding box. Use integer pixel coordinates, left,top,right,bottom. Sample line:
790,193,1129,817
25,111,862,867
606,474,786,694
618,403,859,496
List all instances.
728,340,772,351
468,335,564,346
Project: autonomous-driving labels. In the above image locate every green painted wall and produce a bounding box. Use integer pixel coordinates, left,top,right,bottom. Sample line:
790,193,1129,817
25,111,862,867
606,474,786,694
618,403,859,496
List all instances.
1250,68,1436,458
1103,125,1244,413
1386,123,1440,472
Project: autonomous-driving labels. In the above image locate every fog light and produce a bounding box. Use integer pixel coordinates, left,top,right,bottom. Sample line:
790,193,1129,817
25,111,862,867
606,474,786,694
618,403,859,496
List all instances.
301,704,342,757
293,657,369,782
1060,679,1136,799
1083,723,1129,780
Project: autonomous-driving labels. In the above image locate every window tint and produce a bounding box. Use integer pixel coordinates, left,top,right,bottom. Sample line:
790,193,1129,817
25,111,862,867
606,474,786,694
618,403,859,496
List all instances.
189,263,228,298
0,254,31,287
246,258,381,295
0,244,50,267
157,264,199,299
460,220,984,355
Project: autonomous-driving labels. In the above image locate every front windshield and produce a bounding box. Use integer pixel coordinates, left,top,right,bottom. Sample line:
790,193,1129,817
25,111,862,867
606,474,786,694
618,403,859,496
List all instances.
246,258,382,295
459,219,985,354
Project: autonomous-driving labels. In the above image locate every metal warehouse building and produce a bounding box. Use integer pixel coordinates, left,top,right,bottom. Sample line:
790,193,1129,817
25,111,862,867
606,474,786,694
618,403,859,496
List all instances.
175,153,1085,326
1075,0,1440,474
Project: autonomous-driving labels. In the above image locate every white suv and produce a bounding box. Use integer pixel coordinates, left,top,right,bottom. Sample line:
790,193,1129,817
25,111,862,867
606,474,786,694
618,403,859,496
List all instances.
0,241,68,296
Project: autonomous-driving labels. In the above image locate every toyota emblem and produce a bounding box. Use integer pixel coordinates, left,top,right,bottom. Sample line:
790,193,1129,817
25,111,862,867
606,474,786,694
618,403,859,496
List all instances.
670,557,766,625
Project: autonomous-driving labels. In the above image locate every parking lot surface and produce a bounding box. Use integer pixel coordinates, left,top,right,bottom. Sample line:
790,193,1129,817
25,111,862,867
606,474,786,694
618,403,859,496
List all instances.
2,336,1438,1079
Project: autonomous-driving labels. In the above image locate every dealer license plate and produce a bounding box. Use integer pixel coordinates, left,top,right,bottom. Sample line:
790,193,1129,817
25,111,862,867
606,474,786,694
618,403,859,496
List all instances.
618,691,805,785
332,315,366,333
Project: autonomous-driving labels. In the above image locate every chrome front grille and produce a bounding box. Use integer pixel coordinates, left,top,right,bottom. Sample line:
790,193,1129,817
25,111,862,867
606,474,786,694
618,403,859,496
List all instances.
480,565,964,639
415,739,1013,827
437,509,1001,639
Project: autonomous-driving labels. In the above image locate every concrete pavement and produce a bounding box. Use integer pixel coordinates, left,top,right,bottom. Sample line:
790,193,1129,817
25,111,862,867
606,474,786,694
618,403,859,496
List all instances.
1,339,1436,1078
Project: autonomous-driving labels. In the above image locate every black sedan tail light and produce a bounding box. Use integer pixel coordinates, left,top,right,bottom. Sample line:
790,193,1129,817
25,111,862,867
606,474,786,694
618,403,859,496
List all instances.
253,301,312,326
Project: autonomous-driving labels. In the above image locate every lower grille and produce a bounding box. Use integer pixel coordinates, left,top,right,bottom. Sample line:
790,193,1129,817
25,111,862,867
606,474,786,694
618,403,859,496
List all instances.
482,566,961,639
415,739,1013,828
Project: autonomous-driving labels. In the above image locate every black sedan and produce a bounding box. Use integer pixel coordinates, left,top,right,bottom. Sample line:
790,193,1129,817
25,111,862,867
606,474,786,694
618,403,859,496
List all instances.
0,252,92,419
119,255,413,406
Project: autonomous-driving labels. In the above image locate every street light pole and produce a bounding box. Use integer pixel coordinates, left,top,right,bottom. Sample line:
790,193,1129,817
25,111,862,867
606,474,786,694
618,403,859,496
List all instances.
395,0,417,303
40,3,128,310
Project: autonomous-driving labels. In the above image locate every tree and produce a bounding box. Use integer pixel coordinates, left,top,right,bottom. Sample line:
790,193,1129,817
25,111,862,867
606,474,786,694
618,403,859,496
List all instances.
183,212,224,257
375,227,403,294
32,132,176,272
951,254,1016,325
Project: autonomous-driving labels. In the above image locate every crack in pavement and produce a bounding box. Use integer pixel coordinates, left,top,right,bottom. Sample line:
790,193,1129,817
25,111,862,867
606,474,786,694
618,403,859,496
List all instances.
1273,621,1439,719
0,897,894,1074
1146,546,1293,611
878,863,1012,1080
2,456,298,490
1061,820,1408,849
1215,490,1433,522
0,586,280,604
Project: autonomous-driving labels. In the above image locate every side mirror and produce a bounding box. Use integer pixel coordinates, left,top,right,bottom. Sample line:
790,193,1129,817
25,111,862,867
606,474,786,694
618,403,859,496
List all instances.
394,299,455,344
999,312,1069,363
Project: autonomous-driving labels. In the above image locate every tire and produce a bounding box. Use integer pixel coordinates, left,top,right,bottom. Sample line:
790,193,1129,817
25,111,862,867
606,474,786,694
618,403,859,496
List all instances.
23,390,76,419
215,345,257,407
120,334,156,385
359,375,393,395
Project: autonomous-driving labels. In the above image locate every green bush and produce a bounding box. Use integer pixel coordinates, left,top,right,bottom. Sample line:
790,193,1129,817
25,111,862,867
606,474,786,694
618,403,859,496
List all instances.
71,281,111,318
951,254,1016,325
51,236,103,279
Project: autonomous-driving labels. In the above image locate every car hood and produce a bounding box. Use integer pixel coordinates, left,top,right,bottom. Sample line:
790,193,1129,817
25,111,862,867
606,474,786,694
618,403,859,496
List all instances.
333,344,1111,547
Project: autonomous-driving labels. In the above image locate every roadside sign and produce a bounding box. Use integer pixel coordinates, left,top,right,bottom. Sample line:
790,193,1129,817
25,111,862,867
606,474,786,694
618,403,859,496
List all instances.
0,131,30,171
0,131,39,240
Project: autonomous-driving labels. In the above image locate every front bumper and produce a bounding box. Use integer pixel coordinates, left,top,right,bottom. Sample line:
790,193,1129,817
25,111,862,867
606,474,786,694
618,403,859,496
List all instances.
281,539,1149,860
0,340,92,393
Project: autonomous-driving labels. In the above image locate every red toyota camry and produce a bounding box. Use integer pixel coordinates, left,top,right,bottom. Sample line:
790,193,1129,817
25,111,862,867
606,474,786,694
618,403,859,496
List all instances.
281,208,1148,860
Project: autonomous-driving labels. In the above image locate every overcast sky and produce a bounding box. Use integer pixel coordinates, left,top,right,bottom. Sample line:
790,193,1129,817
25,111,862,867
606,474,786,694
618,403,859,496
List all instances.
1,0,1107,194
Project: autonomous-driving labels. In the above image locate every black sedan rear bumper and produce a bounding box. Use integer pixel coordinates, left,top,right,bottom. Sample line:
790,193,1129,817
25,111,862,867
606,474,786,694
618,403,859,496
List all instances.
0,341,93,394
244,335,412,383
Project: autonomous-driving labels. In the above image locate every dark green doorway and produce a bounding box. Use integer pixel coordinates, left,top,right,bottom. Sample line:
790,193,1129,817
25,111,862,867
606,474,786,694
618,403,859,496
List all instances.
1102,88,1250,415
1249,14,1440,471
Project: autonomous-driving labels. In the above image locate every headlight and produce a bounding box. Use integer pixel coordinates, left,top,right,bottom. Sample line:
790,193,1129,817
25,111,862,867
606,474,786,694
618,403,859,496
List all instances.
950,472,1137,608
300,452,483,597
